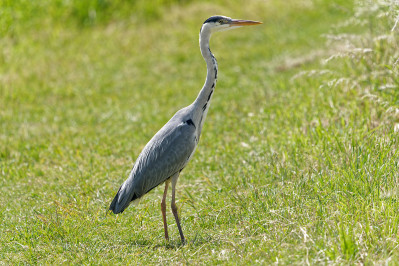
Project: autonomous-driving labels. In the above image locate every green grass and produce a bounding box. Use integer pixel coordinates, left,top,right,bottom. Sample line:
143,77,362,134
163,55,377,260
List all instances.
1,0,399,264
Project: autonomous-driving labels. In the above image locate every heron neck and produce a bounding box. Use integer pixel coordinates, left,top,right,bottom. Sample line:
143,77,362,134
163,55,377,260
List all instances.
192,29,217,132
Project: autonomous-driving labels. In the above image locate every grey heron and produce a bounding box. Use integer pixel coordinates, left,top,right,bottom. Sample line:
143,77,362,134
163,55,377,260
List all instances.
109,15,262,243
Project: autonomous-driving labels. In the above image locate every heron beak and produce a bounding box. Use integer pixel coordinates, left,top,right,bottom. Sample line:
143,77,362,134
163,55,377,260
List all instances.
229,19,262,27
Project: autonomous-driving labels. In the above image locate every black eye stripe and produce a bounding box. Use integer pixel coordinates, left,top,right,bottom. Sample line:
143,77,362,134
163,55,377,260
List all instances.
203,16,228,24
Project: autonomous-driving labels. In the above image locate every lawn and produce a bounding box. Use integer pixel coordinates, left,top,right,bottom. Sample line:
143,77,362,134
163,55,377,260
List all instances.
1,0,399,264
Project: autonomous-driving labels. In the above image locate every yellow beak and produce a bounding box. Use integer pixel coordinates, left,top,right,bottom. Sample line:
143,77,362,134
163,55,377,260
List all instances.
229,19,263,26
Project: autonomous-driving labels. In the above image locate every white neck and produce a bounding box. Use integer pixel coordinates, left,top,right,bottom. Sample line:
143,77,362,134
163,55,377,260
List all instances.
191,25,218,136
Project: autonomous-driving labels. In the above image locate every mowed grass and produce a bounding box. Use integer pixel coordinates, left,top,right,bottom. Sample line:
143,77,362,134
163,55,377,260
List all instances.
1,0,399,264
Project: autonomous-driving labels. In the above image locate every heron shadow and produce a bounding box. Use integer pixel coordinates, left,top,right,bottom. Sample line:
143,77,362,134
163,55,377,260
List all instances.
128,233,214,250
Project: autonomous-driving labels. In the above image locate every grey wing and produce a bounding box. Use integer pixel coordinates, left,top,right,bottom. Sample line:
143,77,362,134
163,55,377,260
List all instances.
109,112,199,215
110,118,197,214
129,120,197,197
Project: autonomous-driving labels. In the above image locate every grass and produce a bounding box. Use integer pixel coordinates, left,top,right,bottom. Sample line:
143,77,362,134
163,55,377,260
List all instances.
1,0,399,264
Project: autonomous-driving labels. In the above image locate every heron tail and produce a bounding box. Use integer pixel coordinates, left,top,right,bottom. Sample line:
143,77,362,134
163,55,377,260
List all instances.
109,185,140,214
109,187,123,214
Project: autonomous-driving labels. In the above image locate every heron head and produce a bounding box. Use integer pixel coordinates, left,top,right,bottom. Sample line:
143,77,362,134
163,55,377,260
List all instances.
201,15,262,34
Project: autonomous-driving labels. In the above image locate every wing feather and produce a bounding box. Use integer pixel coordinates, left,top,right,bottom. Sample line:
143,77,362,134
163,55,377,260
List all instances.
109,115,197,214
135,121,197,193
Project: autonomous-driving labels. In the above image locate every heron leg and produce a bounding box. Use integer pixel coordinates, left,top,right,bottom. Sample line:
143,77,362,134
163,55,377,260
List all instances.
161,179,170,241
171,173,185,243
